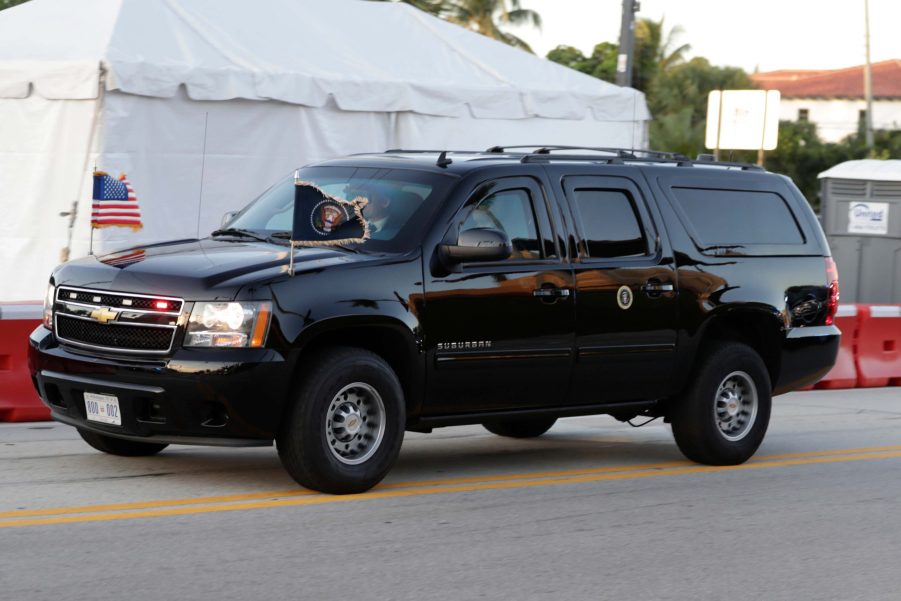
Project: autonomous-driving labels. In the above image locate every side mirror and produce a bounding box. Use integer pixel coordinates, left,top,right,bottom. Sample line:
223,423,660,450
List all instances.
440,228,512,263
220,211,238,228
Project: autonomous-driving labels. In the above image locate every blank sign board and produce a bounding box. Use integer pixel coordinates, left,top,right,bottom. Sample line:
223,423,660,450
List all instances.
706,90,781,151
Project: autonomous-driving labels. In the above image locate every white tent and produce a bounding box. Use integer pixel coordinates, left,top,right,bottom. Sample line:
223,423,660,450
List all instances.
0,0,650,302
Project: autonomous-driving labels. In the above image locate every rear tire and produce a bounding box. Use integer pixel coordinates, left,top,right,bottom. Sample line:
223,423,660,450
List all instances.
277,347,405,494
483,417,557,438
78,429,168,457
669,343,771,465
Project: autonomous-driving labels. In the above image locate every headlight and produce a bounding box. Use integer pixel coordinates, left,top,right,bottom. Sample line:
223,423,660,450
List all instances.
185,301,271,348
43,283,55,330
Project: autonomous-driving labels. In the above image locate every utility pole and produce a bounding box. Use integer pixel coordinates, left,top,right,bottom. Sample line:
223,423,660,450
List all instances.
863,0,875,152
615,0,639,87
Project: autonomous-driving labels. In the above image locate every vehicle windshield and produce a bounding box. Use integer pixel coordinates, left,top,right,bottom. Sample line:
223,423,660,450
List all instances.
224,166,456,253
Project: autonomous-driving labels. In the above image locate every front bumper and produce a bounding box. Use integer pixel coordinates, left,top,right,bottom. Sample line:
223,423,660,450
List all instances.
28,326,293,445
774,325,841,395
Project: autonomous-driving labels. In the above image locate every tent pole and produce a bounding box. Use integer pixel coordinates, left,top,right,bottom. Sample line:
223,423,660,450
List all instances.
62,64,105,262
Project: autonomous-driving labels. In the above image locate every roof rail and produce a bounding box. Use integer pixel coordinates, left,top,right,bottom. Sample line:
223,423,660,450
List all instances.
376,147,763,171
519,153,763,171
384,149,485,154
486,145,691,161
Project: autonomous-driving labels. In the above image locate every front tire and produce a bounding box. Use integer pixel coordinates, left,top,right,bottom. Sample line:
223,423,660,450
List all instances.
277,347,405,494
483,417,557,438
78,429,168,457
669,343,772,465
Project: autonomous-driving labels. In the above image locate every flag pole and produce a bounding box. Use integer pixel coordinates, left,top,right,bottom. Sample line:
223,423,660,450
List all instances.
289,242,296,277
63,64,105,262
88,163,96,256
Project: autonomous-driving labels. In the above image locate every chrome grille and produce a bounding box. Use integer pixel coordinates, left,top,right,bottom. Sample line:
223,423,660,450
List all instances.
57,288,183,312
56,315,173,351
54,286,183,354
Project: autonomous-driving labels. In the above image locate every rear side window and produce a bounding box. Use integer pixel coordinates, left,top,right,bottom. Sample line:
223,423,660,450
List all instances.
671,188,804,246
573,189,647,258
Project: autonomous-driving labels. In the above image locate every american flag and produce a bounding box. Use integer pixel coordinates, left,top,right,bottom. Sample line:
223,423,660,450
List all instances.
92,172,143,230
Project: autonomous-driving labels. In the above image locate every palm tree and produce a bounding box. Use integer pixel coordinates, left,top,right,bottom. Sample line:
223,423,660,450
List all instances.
371,1,541,52
446,0,542,52
1,0,31,10
632,17,691,92
370,0,449,16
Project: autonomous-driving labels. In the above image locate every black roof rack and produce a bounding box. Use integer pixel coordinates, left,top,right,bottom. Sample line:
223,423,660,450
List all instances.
485,145,691,160
374,147,763,171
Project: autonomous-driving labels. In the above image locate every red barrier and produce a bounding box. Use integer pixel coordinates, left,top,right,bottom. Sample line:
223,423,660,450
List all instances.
814,304,860,389
855,305,901,388
0,303,49,422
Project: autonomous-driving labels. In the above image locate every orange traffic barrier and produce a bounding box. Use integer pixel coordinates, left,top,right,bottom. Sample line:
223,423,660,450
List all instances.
0,303,49,422
855,305,901,388
814,304,860,389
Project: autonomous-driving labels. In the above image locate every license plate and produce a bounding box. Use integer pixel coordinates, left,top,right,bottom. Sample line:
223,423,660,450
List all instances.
84,392,122,426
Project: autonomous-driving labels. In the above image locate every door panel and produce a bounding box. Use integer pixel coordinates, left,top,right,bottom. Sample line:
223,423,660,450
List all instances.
423,177,576,415
563,175,678,403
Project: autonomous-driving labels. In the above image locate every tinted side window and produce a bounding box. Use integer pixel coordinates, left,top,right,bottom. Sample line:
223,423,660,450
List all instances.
573,189,647,258
671,188,804,245
461,189,541,260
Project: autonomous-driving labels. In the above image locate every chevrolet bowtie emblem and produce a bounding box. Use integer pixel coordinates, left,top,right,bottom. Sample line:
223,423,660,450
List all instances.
90,307,119,324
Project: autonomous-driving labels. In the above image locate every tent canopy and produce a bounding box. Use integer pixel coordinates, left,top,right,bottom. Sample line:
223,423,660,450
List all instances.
0,0,650,302
0,0,648,121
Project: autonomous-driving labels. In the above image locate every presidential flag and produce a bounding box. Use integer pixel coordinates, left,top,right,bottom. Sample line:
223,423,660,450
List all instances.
92,171,143,230
292,176,370,247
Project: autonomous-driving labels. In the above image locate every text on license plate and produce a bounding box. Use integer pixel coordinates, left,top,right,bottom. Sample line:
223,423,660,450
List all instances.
84,392,122,426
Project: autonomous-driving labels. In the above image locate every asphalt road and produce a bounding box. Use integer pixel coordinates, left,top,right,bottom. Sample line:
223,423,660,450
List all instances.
2,387,901,601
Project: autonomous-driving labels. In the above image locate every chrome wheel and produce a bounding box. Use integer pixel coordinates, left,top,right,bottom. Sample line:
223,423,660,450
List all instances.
325,382,386,465
714,370,758,442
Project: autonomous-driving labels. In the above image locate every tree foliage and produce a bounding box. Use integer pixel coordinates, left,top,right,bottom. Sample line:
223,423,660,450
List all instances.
546,43,618,82
446,0,542,52
648,57,751,155
632,18,690,93
543,15,901,212
0,0,30,10
375,0,541,52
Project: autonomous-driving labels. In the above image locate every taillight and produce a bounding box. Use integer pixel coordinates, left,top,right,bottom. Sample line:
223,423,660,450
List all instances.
824,257,839,325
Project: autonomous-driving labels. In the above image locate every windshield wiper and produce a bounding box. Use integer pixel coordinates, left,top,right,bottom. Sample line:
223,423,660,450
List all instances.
270,231,361,253
210,228,269,243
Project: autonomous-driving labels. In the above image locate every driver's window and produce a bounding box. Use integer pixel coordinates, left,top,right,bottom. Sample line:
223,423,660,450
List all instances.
461,189,542,260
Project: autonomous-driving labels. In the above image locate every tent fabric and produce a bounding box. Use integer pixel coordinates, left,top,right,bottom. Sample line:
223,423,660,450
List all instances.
0,0,651,302
0,0,648,121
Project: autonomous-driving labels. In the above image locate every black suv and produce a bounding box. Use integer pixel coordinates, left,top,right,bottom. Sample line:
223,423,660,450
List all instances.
29,147,840,494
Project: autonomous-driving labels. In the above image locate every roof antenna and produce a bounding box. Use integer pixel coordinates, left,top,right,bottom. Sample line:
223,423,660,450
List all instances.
436,151,453,168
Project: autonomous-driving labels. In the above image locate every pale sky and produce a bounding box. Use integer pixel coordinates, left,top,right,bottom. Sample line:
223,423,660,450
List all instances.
508,0,900,73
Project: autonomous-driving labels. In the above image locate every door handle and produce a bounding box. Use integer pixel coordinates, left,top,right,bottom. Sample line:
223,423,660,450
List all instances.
532,287,571,300
642,280,674,297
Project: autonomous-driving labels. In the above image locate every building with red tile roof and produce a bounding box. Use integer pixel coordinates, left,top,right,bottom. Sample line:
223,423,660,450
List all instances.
751,60,901,142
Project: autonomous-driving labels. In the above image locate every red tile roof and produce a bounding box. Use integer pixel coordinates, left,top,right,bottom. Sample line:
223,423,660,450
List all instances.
751,60,901,99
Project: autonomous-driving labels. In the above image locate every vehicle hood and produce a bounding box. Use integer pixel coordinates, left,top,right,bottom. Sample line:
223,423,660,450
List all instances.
51,238,376,300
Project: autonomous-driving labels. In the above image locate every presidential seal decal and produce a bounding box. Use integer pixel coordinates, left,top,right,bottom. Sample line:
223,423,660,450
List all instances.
616,285,633,310
310,200,350,236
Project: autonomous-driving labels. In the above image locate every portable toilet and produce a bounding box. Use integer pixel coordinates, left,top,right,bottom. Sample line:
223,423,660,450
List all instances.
819,160,901,303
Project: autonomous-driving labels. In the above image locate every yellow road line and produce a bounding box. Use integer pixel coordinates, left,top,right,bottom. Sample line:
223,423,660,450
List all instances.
5,443,901,521
2,448,900,529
